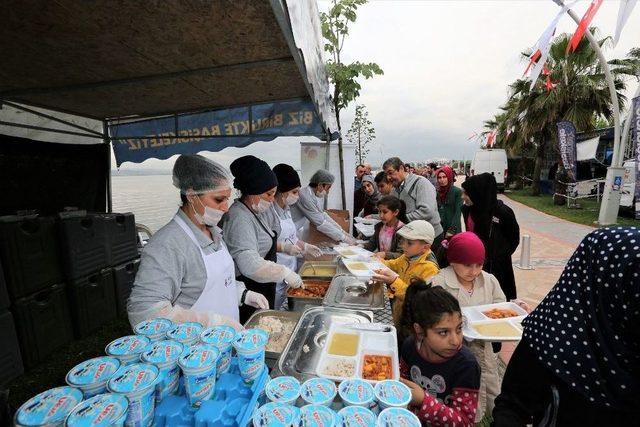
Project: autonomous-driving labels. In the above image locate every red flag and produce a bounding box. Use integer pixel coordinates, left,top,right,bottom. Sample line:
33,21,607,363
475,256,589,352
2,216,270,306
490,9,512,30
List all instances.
486,131,496,148
523,49,542,77
567,0,603,53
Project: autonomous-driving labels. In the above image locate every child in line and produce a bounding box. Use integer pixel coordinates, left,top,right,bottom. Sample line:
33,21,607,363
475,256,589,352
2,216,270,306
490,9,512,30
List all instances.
431,232,505,421
399,280,481,426
373,220,439,328
363,195,407,260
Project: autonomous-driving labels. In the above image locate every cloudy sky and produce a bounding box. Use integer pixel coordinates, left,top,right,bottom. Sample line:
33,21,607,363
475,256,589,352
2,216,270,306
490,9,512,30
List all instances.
116,0,640,171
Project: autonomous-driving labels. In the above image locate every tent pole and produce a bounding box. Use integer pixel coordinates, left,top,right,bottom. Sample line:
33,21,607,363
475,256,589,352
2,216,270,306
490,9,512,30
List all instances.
104,121,112,213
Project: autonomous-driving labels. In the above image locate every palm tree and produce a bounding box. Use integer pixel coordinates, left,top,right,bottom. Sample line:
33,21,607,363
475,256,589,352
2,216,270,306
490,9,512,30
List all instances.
609,47,640,80
492,29,626,196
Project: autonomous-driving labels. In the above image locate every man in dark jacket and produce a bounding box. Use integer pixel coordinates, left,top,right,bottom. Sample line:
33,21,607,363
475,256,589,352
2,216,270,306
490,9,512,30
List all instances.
461,173,520,300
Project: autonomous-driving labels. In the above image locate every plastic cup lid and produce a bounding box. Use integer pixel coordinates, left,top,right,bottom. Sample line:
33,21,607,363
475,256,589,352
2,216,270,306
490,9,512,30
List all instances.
300,378,336,403
105,335,150,357
338,379,374,405
166,322,203,343
300,405,336,427
252,402,297,427
200,326,237,346
265,376,301,402
15,386,83,426
374,380,412,406
65,393,129,427
107,363,159,394
140,340,184,365
233,328,268,352
66,357,121,387
134,318,173,337
338,406,376,427
377,407,421,427
178,343,220,371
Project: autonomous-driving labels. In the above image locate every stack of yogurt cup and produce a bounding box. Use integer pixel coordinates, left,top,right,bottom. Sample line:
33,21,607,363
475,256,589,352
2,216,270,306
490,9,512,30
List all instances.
255,377,421,427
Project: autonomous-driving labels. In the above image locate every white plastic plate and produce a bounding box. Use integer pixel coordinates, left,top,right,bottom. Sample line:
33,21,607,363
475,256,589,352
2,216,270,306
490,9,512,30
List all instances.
462,302,527,342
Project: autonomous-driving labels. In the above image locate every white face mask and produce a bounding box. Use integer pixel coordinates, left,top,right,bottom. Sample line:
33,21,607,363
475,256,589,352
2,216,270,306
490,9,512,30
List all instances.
316,188,327,198
192,196,224,227
285,193,299,206
252,198,272,213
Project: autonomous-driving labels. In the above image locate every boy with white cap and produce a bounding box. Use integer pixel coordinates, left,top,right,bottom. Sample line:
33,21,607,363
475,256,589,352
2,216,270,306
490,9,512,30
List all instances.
373,220,440,326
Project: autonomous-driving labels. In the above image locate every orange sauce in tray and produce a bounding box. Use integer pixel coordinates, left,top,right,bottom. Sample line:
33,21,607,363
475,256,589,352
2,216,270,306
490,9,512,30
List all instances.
287,281,330,298
483,308,519,319
362,354,393,381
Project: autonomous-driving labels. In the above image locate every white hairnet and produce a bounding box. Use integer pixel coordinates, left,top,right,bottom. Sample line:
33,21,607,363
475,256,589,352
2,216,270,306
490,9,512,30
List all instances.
172,154,232,194
310,169,335,185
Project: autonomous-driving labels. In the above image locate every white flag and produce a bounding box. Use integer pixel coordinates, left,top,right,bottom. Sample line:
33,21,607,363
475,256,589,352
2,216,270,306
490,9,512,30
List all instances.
614,0,638,47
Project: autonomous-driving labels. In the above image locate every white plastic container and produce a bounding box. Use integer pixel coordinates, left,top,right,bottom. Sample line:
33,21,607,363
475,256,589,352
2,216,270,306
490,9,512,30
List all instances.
178,343,219,407
65,393,129,427
65,356,121,398
14,386,84,427
107,363,159,427
140,339,184,403
105,335,150,366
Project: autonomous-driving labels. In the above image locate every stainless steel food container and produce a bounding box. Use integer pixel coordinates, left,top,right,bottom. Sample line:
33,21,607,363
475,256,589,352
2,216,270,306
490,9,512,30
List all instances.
298,261,339,281
323,274,386,311
244,309,302,368
286,280,331,312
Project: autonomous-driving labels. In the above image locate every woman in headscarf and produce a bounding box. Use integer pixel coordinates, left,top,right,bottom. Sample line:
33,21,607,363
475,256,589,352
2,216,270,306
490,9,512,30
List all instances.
436,165,462,239
493,226,640,426
222,155,304,322
356,174,381,218
461,173,519,300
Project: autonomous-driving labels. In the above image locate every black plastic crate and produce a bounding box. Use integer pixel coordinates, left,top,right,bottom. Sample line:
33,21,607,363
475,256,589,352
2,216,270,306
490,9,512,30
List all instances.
0,310,24,385
0,215,63,300
67,269,117,338
0,258,9,309
58,211,109,280
113,258,140,317
12,283,74,369
104,213,138,266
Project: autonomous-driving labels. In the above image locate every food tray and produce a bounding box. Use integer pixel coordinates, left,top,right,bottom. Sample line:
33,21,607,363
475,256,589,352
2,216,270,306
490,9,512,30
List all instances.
298,261,338,280
316,323,399,384
341,258,387,278
462,302,527,342
287,280,331,312
333,245,373,259
323,274,386,311
278,306,373,382
153,357,269,427
243,310,301,360
354,217,381,226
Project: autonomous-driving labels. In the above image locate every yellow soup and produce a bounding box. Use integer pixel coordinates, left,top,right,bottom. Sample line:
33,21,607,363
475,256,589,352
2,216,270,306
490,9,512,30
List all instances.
347,262,368,270
328,333,359,356
300,266,336,277
473,322,521,337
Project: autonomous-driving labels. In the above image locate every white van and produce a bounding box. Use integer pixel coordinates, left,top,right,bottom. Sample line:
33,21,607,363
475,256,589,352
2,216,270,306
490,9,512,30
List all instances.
470,149,509,191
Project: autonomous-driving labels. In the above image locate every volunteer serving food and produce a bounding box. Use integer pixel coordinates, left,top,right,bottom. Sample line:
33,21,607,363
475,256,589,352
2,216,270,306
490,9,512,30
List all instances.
222,155,304,322
127,154,268,331
263,163,323,310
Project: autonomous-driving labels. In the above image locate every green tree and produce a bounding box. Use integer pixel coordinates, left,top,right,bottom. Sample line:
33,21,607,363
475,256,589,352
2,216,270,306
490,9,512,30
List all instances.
321,0,383,207
346,104,375,164
609,47,640,80
487,29,626,197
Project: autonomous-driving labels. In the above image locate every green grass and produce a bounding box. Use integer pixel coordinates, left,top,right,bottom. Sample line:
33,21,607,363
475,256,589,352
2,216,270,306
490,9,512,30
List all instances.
507,188,639,227
6,316,132,411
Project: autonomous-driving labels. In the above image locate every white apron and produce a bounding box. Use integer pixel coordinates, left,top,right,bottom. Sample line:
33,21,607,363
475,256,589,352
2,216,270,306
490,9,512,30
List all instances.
174,215,239,321
275,211,299,310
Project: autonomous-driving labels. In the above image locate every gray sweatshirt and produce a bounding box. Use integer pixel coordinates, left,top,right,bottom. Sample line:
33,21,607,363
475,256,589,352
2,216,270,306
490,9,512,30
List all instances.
393,173,443,236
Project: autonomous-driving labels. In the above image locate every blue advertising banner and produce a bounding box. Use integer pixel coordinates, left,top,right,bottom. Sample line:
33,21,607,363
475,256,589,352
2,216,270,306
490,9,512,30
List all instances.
110,99,335,166
633,96,640,219
557,120,578,181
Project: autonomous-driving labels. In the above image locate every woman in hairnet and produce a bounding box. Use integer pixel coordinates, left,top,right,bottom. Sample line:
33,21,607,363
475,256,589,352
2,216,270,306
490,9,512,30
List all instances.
222,156,305,322
290,169,357,244
262,164,323,310
127,154,268,331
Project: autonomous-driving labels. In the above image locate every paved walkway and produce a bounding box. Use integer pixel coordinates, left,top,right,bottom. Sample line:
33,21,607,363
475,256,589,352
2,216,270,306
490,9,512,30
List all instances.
498,194,594,363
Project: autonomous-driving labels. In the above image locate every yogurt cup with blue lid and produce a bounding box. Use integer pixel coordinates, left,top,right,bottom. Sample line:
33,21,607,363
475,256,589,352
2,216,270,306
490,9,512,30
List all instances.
15,386,83,427
338,406,377,427
339,379,375,409
233,328,268,352
265,376,301,405
178,343,220,406
140,340,184,402
65,356,121,398
166,321,203,346
64,393,128,427
374,380,412,409
300,378,337,407
105,335,150,365
133,318,173,342
376,407,421,427
200,326,236,376
300,404,337,427
233,329,268,383
252,402,297,427
107,363,159,427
